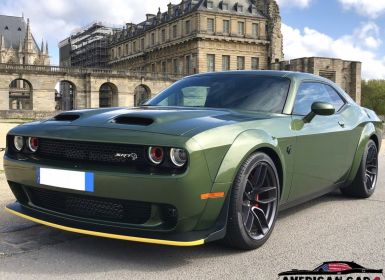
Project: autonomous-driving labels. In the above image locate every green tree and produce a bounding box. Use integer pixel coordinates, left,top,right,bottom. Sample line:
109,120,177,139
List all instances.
362,80,385,116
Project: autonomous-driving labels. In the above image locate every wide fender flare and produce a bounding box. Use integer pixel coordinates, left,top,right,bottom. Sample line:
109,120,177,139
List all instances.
346,122,377,184
194,129,287,231
213,129,284,188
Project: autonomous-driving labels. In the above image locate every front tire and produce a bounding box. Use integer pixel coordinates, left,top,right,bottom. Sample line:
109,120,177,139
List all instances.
224,152,280,250
341,140,378,198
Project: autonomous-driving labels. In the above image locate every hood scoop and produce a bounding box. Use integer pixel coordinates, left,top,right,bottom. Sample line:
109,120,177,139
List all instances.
53,113,80,122
113,115,154,126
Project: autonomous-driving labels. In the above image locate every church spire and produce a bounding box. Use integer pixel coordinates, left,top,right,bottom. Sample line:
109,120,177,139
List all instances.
41,39,44,54
0,34,4,50
45,41,49,55
23,18,33,52
19,37,23,52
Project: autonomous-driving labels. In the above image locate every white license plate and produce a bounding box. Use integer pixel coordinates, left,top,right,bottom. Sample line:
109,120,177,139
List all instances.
36,167,94,192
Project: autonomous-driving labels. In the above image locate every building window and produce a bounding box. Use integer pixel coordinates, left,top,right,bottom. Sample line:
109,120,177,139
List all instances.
185,20,191,35
223,20,230,34
162,61,167,73
238,21,245,35
151,64,156,73
252,23,259,37
151,33,155,46
133,41,137,52
237,56,245,70
185,55,193,75
141,38,145,50
125,44,129,55
161,29,166,42
111,49,114,59
173,58,179,74
173,25,177,38
251,57,259,70
118,47,121,57
222,2,229,10
222,55,230,71
207,0,214,8
207,54,215,72
237,5,243,12
207,18,215,33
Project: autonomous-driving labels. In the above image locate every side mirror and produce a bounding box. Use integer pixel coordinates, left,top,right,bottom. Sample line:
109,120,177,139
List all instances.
303,102,335,123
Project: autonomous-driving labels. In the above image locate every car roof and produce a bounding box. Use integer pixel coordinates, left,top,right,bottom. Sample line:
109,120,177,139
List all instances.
187,70,331,83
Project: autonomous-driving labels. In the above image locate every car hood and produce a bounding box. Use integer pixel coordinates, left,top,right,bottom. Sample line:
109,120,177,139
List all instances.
25,107,272,137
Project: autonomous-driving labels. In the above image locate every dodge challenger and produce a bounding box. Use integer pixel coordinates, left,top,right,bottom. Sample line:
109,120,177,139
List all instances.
3,71,383,250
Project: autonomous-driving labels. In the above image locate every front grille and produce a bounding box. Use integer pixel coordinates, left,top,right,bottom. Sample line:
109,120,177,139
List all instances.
26,187,151,224
37,138,146,165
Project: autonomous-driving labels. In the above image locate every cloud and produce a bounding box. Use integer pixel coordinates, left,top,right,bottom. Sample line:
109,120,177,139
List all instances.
339,0,385,18
276,0,313,8
282,22,385,79
1,0,180,64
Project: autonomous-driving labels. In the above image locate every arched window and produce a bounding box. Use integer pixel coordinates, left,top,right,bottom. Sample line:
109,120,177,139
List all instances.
55,81,76,111
9,79,33,110
134,85,151,106
99,83,118,108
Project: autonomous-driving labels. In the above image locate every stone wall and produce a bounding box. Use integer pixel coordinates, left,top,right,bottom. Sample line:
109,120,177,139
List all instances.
272,57,362,104
0,110,57,120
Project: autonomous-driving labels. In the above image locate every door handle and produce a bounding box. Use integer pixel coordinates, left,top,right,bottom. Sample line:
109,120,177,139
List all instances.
338,121,345,128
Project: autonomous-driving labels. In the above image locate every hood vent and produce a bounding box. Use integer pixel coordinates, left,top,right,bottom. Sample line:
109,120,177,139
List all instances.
114,116,154,126
53,114,80,122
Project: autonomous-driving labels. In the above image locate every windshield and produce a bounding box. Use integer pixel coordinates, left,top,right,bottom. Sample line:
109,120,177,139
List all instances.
146,74,291,114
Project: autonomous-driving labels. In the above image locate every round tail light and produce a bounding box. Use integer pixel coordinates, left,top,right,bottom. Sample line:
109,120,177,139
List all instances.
27,137,39,152
148,147,164,165
170,148,187,167
13,136,24,151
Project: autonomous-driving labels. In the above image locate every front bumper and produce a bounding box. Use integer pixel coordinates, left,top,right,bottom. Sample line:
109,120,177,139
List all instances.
6,202,225,246
4,154,231,245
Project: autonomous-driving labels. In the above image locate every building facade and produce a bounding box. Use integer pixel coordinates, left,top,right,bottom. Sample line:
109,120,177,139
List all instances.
0,15,49,65
108,0,283,74
59,22,121,68
272,57,362,103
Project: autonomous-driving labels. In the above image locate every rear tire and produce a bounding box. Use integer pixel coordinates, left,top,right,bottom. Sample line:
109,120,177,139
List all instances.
341,140,378,198
224,152,280,250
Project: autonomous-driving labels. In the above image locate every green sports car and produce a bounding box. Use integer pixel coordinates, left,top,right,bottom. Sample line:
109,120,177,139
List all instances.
3,71,383,250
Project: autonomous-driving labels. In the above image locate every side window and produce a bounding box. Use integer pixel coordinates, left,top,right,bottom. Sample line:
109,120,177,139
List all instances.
158,87,208,107
293,82,344,116
181,87,208,107
322,84,345,112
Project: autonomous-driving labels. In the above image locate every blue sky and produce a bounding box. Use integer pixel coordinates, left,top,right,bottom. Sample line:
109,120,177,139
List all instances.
2,0,385,79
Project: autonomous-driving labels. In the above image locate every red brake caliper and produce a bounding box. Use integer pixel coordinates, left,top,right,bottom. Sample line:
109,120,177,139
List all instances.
254,194,259,208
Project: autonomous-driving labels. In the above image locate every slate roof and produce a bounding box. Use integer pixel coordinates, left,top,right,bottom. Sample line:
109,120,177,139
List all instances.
112,0,265,44
0,15,40,51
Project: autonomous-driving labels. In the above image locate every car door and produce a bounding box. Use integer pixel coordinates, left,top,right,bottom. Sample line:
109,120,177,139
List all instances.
288,81,350,202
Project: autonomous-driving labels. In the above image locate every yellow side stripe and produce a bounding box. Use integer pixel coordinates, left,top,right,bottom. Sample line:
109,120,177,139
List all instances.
5,207,204,247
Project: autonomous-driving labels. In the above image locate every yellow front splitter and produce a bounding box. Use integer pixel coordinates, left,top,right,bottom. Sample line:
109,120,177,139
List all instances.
5,207,205,247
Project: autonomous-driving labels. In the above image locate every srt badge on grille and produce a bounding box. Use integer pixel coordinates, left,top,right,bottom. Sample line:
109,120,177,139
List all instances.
114,153,138,161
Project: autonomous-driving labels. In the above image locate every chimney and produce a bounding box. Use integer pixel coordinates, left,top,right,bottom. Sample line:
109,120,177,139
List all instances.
168,3,173,15
146,14,156,21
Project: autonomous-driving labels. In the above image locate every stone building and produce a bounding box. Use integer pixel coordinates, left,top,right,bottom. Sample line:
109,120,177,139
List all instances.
0,15,49,65
0,15,50,110
272,57,362,103
108,0,283,74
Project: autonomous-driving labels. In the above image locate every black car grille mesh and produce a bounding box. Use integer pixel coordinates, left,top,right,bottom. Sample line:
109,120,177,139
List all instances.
37,138,146,165
26,187,151,224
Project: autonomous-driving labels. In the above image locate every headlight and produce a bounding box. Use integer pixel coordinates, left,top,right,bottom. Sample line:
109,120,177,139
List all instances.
13,136,24,151
27,137,39,152
170,148,187,167
148,146,164,165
